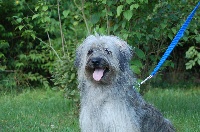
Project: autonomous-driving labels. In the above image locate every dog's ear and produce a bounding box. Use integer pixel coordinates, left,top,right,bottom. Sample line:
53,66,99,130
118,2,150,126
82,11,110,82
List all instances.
115,37,133,71
113,36,133,61
118,50,132,71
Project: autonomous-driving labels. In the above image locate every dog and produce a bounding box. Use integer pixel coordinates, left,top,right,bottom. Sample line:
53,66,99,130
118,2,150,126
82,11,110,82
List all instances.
75,35,175,132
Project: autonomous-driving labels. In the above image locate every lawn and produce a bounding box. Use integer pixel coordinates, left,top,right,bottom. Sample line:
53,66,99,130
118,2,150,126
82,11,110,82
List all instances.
0,87,200,132
0,89,79,132
144,87,200,132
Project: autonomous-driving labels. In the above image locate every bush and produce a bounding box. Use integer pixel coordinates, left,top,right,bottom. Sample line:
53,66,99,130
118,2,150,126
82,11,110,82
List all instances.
0,1,199,94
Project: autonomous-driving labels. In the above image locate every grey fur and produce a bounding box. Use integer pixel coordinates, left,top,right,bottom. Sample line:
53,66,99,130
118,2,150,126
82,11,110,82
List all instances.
75,35,175,132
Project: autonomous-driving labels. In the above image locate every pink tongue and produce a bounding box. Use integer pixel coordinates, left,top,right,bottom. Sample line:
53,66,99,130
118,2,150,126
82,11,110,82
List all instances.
93,69,104,81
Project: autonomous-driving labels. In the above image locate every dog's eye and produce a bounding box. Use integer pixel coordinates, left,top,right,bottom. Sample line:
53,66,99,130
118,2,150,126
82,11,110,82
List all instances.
87,49,93,55
105,48,112,55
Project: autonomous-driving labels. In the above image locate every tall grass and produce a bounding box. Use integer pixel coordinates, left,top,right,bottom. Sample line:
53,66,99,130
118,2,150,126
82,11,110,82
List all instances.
0,87,199,132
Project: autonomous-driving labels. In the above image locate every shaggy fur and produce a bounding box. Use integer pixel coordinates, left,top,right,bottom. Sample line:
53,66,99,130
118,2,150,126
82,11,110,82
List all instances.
75,35,175,132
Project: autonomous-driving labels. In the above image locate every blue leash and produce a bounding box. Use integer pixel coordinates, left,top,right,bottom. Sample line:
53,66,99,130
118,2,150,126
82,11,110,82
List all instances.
140,1,200,85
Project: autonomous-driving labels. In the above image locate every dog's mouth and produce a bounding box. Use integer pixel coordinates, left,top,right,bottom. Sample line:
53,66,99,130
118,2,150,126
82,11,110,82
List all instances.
85,57,111,82
92,67,109,81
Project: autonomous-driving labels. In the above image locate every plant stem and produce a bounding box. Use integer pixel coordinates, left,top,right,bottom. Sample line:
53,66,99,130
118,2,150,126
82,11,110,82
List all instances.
74,0,90,35
57,0,65,56
105,5,110,35
45,32,62,61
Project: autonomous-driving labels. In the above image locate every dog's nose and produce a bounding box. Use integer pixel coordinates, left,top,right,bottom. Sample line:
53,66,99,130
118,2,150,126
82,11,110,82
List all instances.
91,58,101,66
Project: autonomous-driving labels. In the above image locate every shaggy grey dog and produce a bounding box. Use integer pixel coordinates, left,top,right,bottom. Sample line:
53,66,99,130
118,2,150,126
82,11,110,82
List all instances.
75,35,175,132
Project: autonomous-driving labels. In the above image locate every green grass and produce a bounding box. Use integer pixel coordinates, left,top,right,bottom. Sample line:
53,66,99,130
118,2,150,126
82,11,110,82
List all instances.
0,87,199,132
144,87,200,132
0,89,79,132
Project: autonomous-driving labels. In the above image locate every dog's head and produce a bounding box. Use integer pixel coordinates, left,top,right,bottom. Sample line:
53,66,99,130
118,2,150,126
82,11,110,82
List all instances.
75,35,132,84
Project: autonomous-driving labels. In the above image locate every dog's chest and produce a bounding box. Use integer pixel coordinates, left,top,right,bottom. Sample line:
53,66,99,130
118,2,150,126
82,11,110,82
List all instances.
80,93,140,132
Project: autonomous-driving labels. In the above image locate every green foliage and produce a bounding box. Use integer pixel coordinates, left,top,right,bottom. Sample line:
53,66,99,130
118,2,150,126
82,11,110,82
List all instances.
0,0,84,93
185,46,200,69
0,0,199,93
52,56,79,101
0,1,52,90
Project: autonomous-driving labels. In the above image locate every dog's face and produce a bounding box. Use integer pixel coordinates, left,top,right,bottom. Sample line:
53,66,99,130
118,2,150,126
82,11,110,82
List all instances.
75,35,132,84
84,43,116,84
